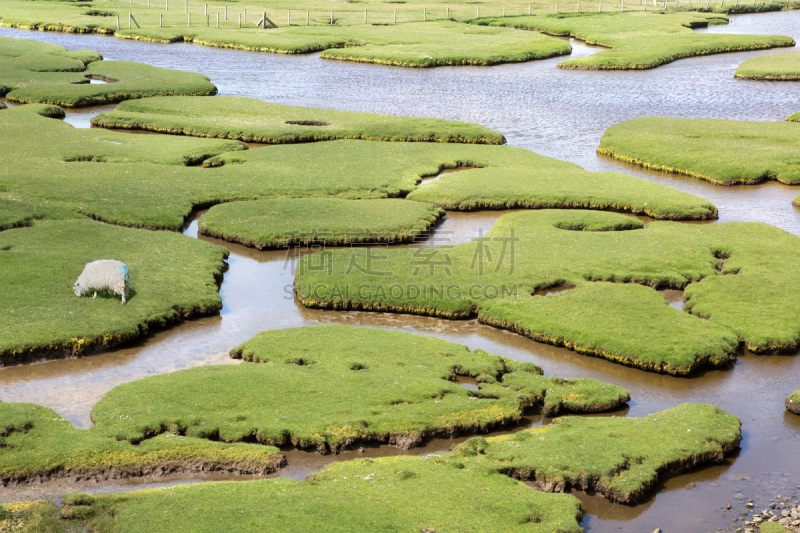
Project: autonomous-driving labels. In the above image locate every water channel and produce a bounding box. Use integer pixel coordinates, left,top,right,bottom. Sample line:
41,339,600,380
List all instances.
1,11,799,531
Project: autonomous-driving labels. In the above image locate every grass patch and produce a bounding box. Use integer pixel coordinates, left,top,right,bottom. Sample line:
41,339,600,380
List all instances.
0,501,63,533
91,95,506,144
736,51,800,80
0,106,717,229
0,401,284,484
598,116,800,185
454,403,742,503
198,198,445,249
0,216,227,365
786,390,800,415
0,198,79,231
91,325,629,452
0,36,216,107
404,144,717,220
296,209,800,374
476,12,794,70
56,456,582,532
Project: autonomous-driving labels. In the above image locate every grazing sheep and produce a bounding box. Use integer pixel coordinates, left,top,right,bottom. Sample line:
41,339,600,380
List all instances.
73,260,130,304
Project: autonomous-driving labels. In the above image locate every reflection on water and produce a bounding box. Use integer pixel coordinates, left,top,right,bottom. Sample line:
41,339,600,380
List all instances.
1,12,800,532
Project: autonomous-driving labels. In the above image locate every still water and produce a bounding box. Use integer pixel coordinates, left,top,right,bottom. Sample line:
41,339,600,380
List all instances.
1,11,800,531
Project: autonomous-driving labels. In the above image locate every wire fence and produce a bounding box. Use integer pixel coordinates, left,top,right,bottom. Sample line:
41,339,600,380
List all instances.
109,0,796,29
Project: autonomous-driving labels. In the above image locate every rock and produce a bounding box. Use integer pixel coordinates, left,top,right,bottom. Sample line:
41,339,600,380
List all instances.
746,503,754,508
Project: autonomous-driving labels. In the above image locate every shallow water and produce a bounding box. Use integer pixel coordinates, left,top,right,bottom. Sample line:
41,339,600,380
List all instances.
1,12,800,532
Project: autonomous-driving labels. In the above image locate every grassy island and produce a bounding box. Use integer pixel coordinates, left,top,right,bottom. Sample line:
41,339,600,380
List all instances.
454,403,741,503
1,105,717,229
787,390,800,414
475,12,794,70
0,401,284,485
735,51,800,80
598,116,800,185
0,215,227,365
0,36,216,107
296,210,800,374
51,456,583,532
91,326,630,452
198,198,445,249
91,96,506,144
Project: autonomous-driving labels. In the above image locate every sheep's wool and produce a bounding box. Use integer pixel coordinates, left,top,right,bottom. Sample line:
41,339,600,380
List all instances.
73,260,130,304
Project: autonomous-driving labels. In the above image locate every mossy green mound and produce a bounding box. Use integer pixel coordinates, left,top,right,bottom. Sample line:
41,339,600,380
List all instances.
0,36,216,107
0,217,227,365
454,403,741,503
736,51,800,80
404,146,717,220
761,522,793,533
91,326,629,452
0,401,284,484
598,116,800,185
296,209,800,374
198,198,444,249
56,456,582,532
0,106,717,229
477,12,794,70
786,390,800,415
91,95,506,144
0,501,62,533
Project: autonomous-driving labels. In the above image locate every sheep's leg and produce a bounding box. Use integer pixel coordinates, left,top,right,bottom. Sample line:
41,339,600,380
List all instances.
92,292,97,298
121,294,126,304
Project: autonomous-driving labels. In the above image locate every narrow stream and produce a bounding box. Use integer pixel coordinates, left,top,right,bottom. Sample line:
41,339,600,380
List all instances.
1,12,800,532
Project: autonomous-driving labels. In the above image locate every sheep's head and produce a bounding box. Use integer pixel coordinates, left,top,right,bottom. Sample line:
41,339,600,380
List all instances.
73,282,83,297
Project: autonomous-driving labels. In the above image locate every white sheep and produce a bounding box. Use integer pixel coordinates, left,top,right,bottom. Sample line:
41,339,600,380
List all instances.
73,260,130,304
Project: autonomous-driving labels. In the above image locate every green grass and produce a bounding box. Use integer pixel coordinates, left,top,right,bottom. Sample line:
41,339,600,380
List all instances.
786,390,800,414
0,0,574,68
56,456,583,533
598,116,800,185
198,198,445,249
0,401,284,484
736,50,800,80
0,216,228,365
91,325,629,451
91,96,506,144
476,12,794,69
0,105,717,229
0,36,216,107
0,198,79,230
404,146,717,220
454,403,742,503
0,501,63,533
296,209,800,374
761,522,793,533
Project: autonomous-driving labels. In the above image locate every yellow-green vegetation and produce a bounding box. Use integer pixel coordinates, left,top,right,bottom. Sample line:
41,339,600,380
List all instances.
91,96,506,144
92,326,630,451
0,401,284,484
786,390,800,414
761,522,793,533
404,146,717,219
598,116,800,185
0,215,227,365
476,12,794,69
198,198,445,249
54,456,583,532
0,500,62,533
454,403,742,503
296,209,800,374
0,0,573,68
0,105,718,228
0,198,77,230
736,51,800,80
0,36,216,107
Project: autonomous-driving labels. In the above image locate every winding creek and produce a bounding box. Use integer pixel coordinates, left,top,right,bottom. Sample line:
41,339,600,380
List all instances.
2,11,800,531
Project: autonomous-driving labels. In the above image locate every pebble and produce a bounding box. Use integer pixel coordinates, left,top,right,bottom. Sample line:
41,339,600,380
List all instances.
726,492,800,533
